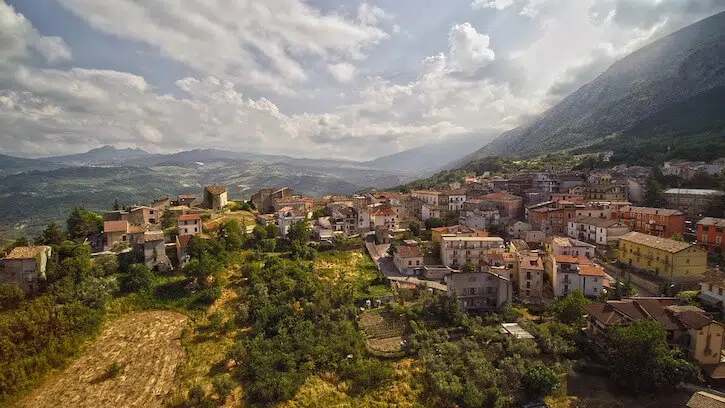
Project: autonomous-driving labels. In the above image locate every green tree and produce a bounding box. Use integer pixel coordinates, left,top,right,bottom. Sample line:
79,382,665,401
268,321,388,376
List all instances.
424,218,446,229
66,207,103,241
212,374,236,399
671,233,686,242
461,262,476,273
34,223,68,246
287,220,312,244
124,263,154,292
521,362,560,398
643,171,666,207
219,219,244,250
91,254,119,277
0,283,24,310
408,220,422,237
160,210,178,229
552,290,590,325
606,320,701,394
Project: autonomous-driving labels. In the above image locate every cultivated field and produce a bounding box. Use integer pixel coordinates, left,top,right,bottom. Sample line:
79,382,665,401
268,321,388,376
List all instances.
17,311,190,408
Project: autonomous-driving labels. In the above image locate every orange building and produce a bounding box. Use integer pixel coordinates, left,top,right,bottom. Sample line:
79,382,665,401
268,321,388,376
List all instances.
617,206,685,238
484,192,523,218
697,217,725,254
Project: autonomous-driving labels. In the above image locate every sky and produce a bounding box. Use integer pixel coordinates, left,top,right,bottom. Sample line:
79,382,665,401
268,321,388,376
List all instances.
1,0,723,160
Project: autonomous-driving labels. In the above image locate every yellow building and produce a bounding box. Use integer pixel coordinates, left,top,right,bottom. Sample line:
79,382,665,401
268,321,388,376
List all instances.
618,231,707,278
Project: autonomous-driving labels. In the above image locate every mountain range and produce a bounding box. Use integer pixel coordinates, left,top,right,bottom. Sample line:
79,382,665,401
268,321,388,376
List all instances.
457,10,725,166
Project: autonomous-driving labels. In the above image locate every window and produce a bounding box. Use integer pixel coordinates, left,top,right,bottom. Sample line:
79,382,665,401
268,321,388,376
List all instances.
408,261,412,266
720,288,723,296
194,228,198,232
526,281,531,289
593,278,598,282
710,284,714,291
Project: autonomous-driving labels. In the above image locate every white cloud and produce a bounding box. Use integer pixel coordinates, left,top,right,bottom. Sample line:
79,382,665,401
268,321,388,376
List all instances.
327,62,357,83
447,23,495,72
56,0,389,94
472,0,516,10
357,3,389,26
0,2,72,64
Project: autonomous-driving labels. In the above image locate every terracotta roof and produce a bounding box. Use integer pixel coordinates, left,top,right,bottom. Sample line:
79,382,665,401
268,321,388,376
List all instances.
554,254,579,264
205,185,227,195
412,190,442,195
699,217,725,227
143,231,165,242
510,239,530,251
104,220,128,233
518,253,543,270
619,231,693,253
279,206,293,212
373,208,397,216
177,235,193,249
582,303,630,326
178,214,201,221
551,236,571,247
396,244,423,259
485,192,521,201
687,391,725,408
579,264,606,277
623,206,683,216
4,246,50,260
431,225,474,234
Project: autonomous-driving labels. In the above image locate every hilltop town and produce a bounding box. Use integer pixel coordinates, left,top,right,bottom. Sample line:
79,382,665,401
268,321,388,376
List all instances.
3,157,725,407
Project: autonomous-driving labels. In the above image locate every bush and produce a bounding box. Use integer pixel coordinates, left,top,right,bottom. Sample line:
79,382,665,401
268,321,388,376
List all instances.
187,384,206,406
123,263,154,292
91,254,119,277
194,286,222,306
212,374,235,399
0,283,24,311
104,361,125,379
342,359,395,395
521,363,560,398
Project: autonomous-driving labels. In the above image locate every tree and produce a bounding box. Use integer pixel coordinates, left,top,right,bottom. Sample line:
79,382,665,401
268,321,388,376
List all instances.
607,320,702,394
219,219,244,250
461,262,476,273
66,207,103,241
113,199,121,211
287,220,312,244
408,220,422,237
91,254,119,277
0,283,24,310
424,218,446,229
161,210,179,229
2,237,29,254
521,362,560,398
124,263,154,292
212,374,235,399
34,223,68,246
643,171,666,208
671,233,686,242
552,290,590,325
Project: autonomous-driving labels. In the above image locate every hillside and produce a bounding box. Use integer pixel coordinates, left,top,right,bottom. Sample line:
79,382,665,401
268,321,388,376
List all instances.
576,86,725,165
0,154,61,177
46,145,151,165
465,10,725,161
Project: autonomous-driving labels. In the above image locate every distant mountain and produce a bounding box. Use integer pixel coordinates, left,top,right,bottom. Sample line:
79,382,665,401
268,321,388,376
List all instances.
464,10,725,162
0,154,61,177
45,145,151,165
364,133,497,173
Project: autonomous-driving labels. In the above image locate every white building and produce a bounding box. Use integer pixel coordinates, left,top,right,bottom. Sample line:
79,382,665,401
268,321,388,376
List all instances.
371,207,399,230
545,236,595,258
411,190,443,206
278,207,307,237
440,236,505,271
393,243,424,275
507,221,532,239
422,203,443,221
549,255,605,298
445,190,467,211
699,281,725,315
445,271,513,311
567,217,630,246
459,206,500,230
178,214,202,236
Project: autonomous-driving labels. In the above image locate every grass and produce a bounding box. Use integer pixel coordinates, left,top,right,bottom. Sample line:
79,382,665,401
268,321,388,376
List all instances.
202,210,255,231
279,359,427,408
313,249,393,300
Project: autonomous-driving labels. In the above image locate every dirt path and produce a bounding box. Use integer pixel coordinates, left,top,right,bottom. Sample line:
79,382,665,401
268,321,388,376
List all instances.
18,311,190,408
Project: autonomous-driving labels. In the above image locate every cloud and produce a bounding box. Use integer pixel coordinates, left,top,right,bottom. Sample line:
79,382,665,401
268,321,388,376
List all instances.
0,2,72,64
471,0,516,10
447,23,496,73
56,0,390,94
327,62,357,83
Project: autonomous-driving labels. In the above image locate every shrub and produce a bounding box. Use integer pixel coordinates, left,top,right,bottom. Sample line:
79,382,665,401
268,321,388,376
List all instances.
194,286,222,306
187,384,206,406
0,283,24,311
104,362,125,379
342,359,395,395
123,263,154,292
212,374,236,399
521,363,560,398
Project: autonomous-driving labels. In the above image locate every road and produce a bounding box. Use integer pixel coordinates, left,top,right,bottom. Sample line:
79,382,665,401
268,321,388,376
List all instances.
364,235,404,278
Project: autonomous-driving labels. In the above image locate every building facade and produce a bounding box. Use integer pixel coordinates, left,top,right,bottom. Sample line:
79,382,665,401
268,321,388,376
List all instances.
617,206,686,238
445,271,513,311
1,246,52,293
618,231,708,279
697,217,725,254
665,188,725,218
440,236,505,271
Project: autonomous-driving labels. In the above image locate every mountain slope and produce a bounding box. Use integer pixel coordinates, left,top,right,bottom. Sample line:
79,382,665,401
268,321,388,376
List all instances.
0,154,61,177
468,10,725,160
364,133,497,173
46,145,151,165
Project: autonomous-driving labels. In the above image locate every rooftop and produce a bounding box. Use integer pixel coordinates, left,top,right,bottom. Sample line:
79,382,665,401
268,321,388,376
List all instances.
699,217,725,227
574,216,627,228
579,264,606,277
411,190,442,195
4,246,50,260
373,207,397,216
687,391,725,408
440,236,504,243
396,244,424,259
205,185,227,195
623,206,683,216
143,231,165,242
431,225,475,234
499,323,534,339
178,214,201,221
619,231,693,253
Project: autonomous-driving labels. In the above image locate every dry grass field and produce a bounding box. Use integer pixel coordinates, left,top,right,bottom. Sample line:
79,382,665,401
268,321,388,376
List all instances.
17,311,190,408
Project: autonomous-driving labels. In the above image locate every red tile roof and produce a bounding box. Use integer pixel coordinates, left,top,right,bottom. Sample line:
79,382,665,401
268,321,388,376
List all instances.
373,208,397,216
178,214,201,221
579,264,606,277
205,185,227,195
177,235,193,249
396,245,423,259
4,246,50,260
